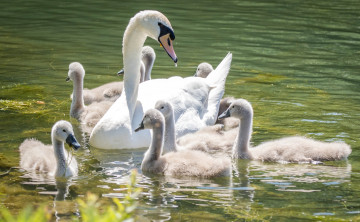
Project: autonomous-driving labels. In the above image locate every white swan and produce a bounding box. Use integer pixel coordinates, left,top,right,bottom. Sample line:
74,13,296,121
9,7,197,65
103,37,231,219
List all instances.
19,120,80,177
67,62,113,134
155,100,236,155
71,46,156,105
135,109,230,178
90,10,232,149
218,99,352,162
194,62,238,129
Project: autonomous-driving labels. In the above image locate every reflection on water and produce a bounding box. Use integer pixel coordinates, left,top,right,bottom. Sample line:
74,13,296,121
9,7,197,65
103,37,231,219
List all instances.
1,0,360,220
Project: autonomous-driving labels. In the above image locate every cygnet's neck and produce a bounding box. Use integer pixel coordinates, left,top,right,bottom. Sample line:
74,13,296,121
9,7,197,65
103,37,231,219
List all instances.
52,135,68,177
142,54,154,81
233,117,253,159
70,73,85,119
145,121,164,163
122,18,148,120
163,113,177,154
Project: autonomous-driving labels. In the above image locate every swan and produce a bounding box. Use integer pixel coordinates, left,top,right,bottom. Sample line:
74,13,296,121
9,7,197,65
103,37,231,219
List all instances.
118,46,156,82
155,99,237,155
71,46,156,105
218,99,352,162
135,108,230,178
194,62,238,129
19,120,80,178
67,62,113,134
90,10,232,149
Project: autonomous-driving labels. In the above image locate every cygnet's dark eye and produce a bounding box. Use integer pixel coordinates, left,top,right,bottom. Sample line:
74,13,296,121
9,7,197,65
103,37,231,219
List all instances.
232,106,235,108
62,129,66,132
161,106,164,109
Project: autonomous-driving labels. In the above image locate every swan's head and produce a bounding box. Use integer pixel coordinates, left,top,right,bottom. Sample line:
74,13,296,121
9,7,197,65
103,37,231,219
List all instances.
135,109,164,132
194,62,214,78
133,10,177,63
218,99,253,121
154,100,173,119
66,62,85,82
51,120,81,150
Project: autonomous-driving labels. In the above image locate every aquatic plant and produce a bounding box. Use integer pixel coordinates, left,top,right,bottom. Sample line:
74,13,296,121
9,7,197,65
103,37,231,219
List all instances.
0,170,141,222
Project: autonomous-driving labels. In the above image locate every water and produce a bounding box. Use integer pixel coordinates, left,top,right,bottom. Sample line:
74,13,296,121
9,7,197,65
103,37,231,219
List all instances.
1,0,359,220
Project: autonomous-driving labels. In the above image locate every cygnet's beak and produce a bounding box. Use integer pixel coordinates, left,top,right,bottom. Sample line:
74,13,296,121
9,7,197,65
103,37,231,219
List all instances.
218,109,231,120
158,34,178,64
65,77,70,82
134,121,145,132
117,69,124,76
66,134,81,150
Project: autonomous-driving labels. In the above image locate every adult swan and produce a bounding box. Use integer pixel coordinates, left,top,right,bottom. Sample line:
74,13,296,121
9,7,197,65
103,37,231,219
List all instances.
90,10,232,149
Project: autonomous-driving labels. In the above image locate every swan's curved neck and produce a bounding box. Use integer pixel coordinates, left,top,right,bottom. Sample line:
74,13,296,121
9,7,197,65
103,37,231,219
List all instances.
70,74,85,119
122,19,148,120
145,122,164,162
163,114,177,154
233,117,253,159
52,136,67,176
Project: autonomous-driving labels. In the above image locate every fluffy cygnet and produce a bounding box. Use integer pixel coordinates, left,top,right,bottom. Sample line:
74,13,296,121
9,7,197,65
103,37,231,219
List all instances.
67,62,113,133
135,109,230,178
155,100,237,155
19,120,80,178
218,99,352,163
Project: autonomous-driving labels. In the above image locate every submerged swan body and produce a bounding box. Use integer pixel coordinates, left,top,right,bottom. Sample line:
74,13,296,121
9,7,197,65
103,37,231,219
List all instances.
67,62,113,134
90,10,232,149
19,120,80,178
72,46,156,105
135,109,230,178
218,99,352,162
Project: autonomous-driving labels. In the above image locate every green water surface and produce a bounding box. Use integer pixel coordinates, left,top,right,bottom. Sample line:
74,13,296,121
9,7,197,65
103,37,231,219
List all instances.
1,0,359,221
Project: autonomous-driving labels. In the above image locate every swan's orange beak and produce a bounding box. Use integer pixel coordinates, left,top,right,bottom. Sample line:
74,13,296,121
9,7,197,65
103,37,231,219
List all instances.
159,33,178,63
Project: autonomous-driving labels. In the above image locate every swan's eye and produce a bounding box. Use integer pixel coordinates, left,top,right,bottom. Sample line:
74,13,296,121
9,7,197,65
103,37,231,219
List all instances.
232,106,235,108
161,106,164,109
158,22,163,27
62,129,66,133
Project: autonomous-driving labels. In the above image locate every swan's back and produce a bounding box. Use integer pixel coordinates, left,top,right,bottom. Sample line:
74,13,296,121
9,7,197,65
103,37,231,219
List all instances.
80,100,114,134
19,139,57,175
177,125,237,155
82,81,124,104
161,150,230,178
253,136,352,162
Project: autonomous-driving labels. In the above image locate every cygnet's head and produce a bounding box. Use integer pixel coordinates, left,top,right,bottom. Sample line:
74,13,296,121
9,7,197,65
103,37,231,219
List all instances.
154,100,173,119
218,99,253,121
66,62,85,82
135,109,165,132
141,46,156,61
51,120,81,150
194,62,214,78
132,10,177,63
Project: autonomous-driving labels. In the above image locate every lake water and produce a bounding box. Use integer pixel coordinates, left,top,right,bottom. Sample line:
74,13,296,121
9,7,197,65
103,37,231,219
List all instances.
1,0,359,221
